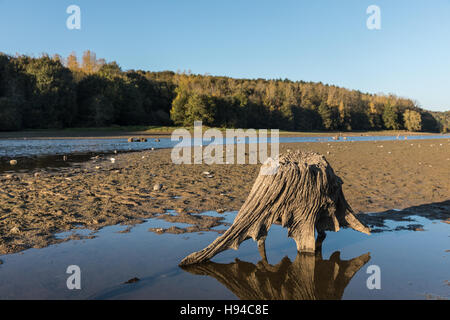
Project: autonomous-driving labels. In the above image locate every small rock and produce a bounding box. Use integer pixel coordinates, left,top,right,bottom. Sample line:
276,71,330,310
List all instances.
216,208,225,214
202,171,211,175
153,184,163,191
10,227,20,234
9,159,17,166
149,228,164,234
124,277,140,284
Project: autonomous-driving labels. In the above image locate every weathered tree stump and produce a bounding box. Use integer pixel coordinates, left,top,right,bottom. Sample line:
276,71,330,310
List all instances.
179,151,370,266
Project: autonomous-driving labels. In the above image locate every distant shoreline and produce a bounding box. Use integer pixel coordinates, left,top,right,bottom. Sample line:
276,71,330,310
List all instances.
0,127,446,140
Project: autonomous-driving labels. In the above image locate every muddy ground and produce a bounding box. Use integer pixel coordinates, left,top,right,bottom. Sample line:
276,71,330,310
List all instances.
0,139,449,255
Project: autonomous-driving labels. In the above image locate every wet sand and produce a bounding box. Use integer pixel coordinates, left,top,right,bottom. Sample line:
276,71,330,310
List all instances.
0,138,449,255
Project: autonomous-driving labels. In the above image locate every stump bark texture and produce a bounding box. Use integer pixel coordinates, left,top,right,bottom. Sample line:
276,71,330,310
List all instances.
180,151,370,266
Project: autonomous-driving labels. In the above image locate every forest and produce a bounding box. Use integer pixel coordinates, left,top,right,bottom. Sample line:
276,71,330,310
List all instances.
0,51,448,132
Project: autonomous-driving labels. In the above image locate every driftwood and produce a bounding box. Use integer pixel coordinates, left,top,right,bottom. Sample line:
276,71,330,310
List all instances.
182,251,370,300
180,151,370,266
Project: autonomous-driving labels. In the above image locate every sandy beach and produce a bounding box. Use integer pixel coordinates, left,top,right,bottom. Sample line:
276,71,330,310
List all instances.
0,138,449,255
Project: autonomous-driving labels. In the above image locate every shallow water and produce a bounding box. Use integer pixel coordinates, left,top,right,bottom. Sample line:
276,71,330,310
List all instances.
1,134,449,173
1,134,449,158
0,212,448,300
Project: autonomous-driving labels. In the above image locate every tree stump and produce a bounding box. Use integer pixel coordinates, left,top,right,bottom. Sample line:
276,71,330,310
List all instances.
179,151,370,266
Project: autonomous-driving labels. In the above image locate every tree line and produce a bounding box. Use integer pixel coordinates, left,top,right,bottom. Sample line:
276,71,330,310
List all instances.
0,51,448,132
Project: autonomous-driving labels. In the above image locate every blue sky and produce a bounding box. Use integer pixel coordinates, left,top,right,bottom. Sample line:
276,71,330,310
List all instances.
1,0,449,111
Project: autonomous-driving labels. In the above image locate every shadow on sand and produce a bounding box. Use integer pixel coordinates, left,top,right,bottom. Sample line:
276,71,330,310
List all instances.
358,200,450,232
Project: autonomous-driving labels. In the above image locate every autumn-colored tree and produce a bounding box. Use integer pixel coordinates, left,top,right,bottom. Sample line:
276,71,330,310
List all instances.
403,109,422,132
66,52,79,71
81,50,98,75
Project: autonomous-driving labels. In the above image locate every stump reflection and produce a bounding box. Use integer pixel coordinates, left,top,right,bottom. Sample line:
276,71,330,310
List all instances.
181,251,370,300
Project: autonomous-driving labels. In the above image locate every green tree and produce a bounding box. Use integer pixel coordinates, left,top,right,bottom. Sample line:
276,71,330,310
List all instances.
318,102,338,130
184,94,216,126
382,104,401,130
22,55,77,128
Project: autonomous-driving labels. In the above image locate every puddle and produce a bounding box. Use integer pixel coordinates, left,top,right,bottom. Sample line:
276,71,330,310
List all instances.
0,214,448,300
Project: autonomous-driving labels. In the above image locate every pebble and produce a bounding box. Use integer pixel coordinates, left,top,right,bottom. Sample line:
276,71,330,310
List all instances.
10,227,20,234
9,160,17,166
153,184,163,191
124,277,140,284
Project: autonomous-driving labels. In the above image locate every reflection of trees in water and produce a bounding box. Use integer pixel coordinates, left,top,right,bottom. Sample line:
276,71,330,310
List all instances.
182,251,370,300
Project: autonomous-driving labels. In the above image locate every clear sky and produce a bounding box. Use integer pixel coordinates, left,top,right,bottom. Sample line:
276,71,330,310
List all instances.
1,0,449,111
